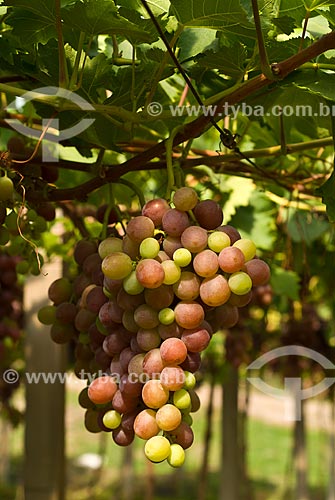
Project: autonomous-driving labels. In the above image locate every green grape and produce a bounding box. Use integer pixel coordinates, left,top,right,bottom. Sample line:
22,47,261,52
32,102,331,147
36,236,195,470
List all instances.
0,176,14,201
102,252,133,280
30,254,44,276
78,332,90,344
139,237,160,259
102,410,122,429
167,443,185,468
233,238,256,261
182,412,193,426
173,248,192,267
161,260,181,285
95,317,109,335
183,371,196,390
158,307,175,325
0,226,10,245
123,270,144,295
228,271,252,295
38,305,57,325
33,216,48,233
207,231,231,252
16,260,30,274
144,435,171,463
172,187,198,211
27,209,39,222
98,237,123,259
5,210,19,233
173,389,191,410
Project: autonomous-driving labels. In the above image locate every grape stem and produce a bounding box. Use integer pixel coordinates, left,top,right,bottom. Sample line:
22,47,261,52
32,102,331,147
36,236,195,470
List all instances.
117,178,146,208
165,125,184,200
101,183,115,241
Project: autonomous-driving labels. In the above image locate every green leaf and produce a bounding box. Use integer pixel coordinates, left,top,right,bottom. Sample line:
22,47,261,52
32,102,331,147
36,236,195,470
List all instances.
315,169,335,222
270,267,300,301
117,0,170,17
193,41,247,78
272,15,297,35
305,0,335,10
287,210,330,244
178,28,217,62
80,53,115,100
305,14,331,37
169,0,255,37
104,62,162,108
3,0,56,18
5,9,56,45
292,70,335,102
62,0,152,41
228,191,277,250
279,0,307,24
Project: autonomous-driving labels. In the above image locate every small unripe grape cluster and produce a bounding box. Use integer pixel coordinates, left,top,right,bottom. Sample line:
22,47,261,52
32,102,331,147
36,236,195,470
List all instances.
40,186,270,466
0,250,24,424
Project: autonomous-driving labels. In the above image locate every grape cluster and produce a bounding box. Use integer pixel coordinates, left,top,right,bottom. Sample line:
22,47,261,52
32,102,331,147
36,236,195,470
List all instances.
40,187,270,467
0,173,55,275
0,250,24,424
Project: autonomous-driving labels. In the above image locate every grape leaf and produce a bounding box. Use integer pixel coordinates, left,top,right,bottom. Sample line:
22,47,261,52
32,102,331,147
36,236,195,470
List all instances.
80,54,116,100
178,28,217,62
315,169,335,223
228,192,277,250
5,9,56,45
2,0,56,18
306,14,331,37
270,267,300,301
272,16,296,35
304,0,335,9
117,0,170,17
291,71,335,102
279,0,307,24
169,0,255,38
193,42,247,79
287,210,330,244
62,0,152,41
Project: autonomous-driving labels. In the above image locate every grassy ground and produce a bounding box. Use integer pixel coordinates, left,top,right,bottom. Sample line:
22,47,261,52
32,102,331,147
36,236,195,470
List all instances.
0,383,331,500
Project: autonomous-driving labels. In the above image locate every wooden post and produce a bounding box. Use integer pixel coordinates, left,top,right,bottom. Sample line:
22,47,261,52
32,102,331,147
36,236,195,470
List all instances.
219,363,239,500
24,260,67,500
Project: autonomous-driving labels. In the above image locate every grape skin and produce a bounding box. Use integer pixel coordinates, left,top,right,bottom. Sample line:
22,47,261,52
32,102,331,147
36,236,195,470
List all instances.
162,208,190,237
126,216,155,243
199,274,231,307
136,259,165,289
180,226,208,253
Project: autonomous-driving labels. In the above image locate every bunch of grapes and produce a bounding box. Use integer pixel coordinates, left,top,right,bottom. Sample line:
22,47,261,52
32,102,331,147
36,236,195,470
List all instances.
0,153,56,275
0,250,24,424
40,186,270,467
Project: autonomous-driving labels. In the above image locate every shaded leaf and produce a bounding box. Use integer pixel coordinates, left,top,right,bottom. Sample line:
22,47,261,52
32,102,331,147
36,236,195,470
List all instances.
62,0,152,41
272,15,296,35
279,0,307,24
305,0,335,10
315,169,335,222
292,70,335,102
169,0,255,39
178,28,217,62
287,210,330,244
193,42,247,79
270,267,300,301
5,9,56,45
